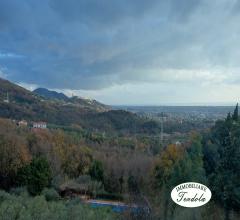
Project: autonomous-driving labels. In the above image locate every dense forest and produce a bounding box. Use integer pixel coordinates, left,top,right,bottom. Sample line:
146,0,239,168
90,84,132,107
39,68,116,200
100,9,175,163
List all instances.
0,106,240,220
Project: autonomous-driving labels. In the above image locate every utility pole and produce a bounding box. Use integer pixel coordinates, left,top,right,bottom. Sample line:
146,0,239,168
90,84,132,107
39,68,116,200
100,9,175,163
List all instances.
4,92,9,103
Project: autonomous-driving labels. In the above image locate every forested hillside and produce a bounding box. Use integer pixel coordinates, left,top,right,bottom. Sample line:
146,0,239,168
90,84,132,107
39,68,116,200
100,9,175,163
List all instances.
0,78,160,134
0,104,240,219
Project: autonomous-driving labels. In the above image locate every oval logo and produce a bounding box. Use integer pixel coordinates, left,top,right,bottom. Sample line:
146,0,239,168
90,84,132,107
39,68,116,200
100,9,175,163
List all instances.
171,182,212,208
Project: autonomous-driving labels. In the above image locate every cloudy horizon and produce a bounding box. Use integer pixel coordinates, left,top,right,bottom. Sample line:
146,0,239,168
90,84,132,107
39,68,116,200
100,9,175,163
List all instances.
1,0,240,105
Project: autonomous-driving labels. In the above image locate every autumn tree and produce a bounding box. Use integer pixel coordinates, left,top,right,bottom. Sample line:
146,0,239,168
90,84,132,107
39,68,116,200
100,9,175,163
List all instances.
52,131,93,178
153,135,206,220
153,144,184,189
0,134,30,189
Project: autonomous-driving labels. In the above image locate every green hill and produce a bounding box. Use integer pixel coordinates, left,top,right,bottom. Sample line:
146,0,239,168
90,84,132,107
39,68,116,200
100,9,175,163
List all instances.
0,78,160,134
33,88,69,101
33,87,109,112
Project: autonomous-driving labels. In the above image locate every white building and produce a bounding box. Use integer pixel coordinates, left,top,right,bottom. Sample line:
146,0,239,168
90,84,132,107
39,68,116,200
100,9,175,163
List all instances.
33,122,47,129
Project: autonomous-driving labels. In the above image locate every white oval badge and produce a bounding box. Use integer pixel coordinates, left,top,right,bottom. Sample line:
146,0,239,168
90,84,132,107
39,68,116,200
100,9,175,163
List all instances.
171,182,212,208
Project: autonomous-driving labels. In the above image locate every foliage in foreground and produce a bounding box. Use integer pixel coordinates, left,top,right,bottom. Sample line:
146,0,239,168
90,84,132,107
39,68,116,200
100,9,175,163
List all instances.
0,190,119,220
17,157,52,195
202,104,240,220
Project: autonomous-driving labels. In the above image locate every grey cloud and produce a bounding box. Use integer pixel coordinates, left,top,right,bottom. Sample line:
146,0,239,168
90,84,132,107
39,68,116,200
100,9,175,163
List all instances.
49,0,159,25
49,0,200,25
0,0,240,91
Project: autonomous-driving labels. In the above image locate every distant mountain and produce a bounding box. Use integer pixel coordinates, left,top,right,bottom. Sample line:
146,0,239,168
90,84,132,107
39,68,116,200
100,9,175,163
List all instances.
33,88,68,101
33,87,110,112
0,78,109,112
0,78,158,134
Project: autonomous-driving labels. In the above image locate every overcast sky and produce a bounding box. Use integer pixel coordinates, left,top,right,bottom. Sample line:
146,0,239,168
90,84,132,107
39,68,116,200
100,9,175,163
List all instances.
1,0,240,105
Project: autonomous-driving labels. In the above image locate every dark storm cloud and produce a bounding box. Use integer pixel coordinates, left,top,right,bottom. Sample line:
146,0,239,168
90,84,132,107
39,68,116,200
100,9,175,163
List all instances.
50,0,157,25
0,0,240,90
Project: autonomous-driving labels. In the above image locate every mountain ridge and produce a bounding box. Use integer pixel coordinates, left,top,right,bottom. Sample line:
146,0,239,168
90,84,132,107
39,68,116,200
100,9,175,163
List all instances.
33,88,69,101
0,77,158,134
33,87,109,112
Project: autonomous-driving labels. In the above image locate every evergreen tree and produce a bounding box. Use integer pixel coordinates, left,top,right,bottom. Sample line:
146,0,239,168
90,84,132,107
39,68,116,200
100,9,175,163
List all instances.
226,112,232,122
232,103,239,121
127,174,139,194
88,160,104,182
103,170,121,194
206,109,240,220
212,134,240,220
17,157,52,195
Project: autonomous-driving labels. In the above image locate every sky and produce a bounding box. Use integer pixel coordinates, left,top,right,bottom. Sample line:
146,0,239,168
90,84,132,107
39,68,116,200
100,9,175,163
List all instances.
1,0,240,105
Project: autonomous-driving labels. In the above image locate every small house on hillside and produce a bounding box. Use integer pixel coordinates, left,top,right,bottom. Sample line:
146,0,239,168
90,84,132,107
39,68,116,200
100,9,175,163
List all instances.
32,122,47,129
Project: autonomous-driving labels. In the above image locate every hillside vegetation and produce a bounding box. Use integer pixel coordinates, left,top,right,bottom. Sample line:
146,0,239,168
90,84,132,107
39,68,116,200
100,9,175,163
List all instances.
0,78,160,134
0,190,119,220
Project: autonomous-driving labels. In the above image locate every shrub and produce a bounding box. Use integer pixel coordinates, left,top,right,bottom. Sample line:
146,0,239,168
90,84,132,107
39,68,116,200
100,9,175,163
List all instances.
42,188,60,201
88,180,104,198
0,190,120,220
76,175,91,184
0,190,11,204
10,187,28,196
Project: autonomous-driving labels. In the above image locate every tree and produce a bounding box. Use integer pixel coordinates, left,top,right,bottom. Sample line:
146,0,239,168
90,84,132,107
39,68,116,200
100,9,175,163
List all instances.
203,107,240,220
17,157,52,195
226,112,232,122
232,103,239,121
0,134,30,189
52,131,93,178
211,124,240,220
153,144,184,189
127,174,139,194
186,134,206,181
119,174,124,194
104,170,121,194
89,160,104,182
153,136,206,220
